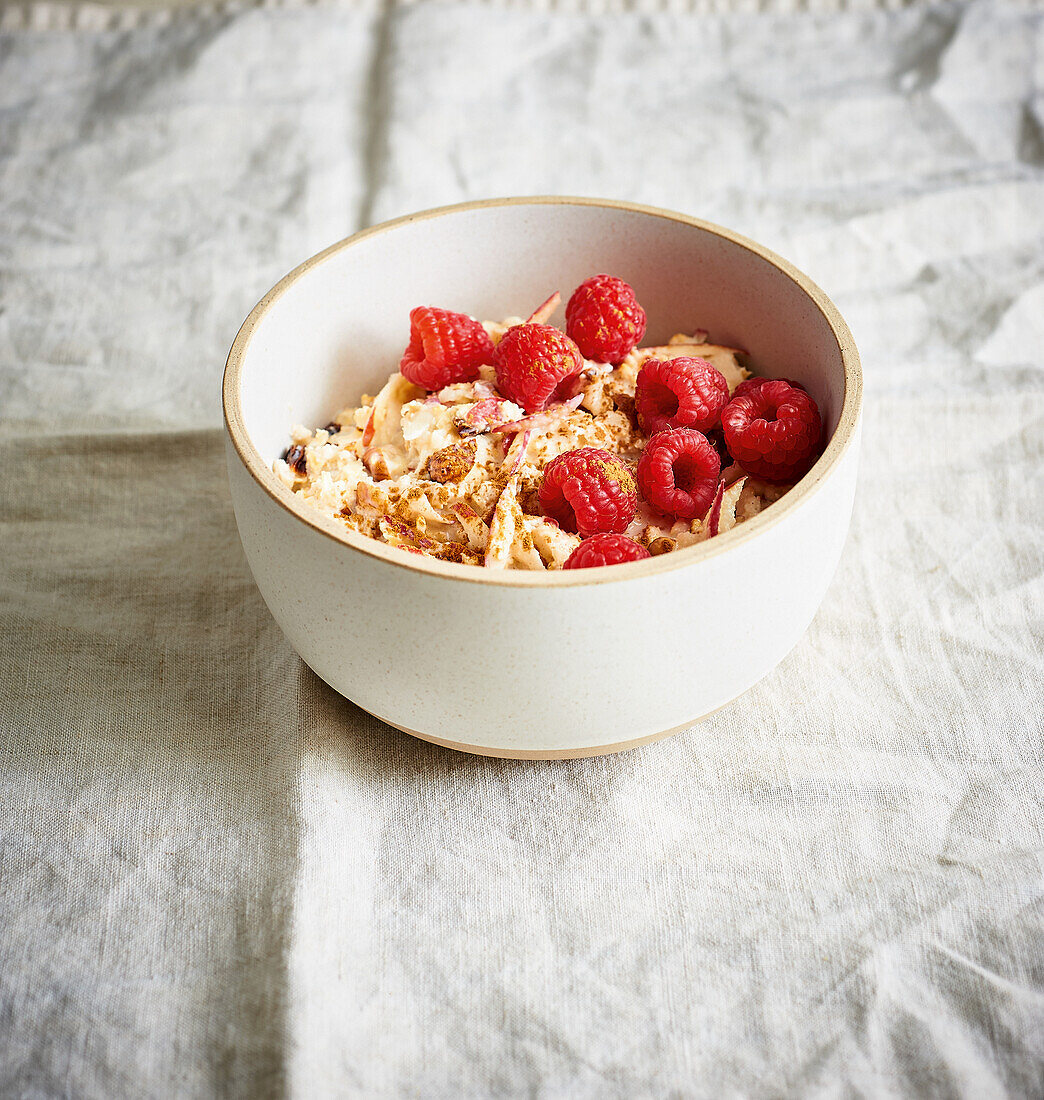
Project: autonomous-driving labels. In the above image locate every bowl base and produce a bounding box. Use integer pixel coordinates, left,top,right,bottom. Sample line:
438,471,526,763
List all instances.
361,700,737,760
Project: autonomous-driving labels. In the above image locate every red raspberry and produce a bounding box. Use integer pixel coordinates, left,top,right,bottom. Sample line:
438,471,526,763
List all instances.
731,375,806,401
721,380,822,482
400,307,494,390
538,448,638,536
565,275,647,363
564,533,651,570
635,356,729,436
493,324,583,413
637,428,720,521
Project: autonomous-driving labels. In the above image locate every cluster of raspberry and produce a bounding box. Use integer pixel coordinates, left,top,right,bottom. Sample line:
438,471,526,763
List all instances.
400,274,822,569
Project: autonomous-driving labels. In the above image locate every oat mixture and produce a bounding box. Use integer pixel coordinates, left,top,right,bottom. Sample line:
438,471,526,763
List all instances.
275,310,800,570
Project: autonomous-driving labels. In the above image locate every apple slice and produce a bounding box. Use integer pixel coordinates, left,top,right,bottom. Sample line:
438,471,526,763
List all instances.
503,429,533,475
704,476,748,537
525,517,581,569
453,502,490,551
370,372,424,446
492,393,585,435
361,408,376,447
483,479,546,569
703,480,726,537
378,516,438,552
526,291,561,325
717,476,747,535
456,398,526,436
484,478,522,568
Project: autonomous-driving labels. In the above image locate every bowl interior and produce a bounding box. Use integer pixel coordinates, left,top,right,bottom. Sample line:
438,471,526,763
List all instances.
233,201,848,467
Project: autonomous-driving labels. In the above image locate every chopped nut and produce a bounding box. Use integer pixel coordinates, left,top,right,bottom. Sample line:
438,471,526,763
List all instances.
648,536,676,556
428,439,478,483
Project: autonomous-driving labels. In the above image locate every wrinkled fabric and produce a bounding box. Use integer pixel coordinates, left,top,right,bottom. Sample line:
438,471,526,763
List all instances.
1,1,1043,1097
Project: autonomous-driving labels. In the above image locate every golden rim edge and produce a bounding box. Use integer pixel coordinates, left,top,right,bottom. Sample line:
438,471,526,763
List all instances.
223,195,863,589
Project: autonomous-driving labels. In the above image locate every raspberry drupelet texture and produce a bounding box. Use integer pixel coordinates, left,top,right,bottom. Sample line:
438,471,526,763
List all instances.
637,427,721,521
538,448,638,536
565,275,647,363
564,533,651,569
635,356,730,436
400,307,495,390
721,379,822,482
493,323,584,413
731,375,807,401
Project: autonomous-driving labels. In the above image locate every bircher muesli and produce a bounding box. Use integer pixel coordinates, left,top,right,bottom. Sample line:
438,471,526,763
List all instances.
275,275,822,570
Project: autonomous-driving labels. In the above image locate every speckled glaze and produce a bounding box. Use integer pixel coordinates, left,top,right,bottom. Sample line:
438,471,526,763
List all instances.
223,197,862,758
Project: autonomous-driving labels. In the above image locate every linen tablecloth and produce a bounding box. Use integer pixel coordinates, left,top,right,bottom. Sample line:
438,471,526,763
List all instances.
1,0,1042,1095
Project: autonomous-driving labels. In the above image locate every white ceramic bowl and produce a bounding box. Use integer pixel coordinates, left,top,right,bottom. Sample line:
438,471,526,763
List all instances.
223,197,861,758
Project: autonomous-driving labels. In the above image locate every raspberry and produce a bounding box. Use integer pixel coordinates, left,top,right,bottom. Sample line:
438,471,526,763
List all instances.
636,428,720,521
493,323,583,413
721,380,822,482
538,448,638,536
565,275,647,363
731,375,806,401
635,356,729,436
400,307,494,390
564,533,651,570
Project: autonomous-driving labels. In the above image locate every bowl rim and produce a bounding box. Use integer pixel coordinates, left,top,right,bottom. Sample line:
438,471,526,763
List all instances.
223,195,862,588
